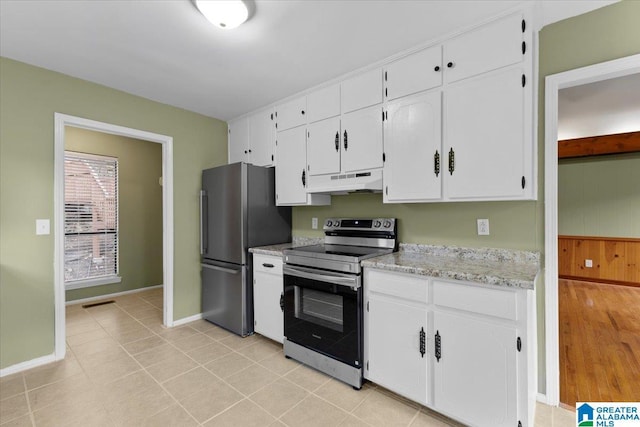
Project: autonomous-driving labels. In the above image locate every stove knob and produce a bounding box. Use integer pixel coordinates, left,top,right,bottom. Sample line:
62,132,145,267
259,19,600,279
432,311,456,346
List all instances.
326,220,333,227
373,220,382,228
334,220,341,227
383,220,392,228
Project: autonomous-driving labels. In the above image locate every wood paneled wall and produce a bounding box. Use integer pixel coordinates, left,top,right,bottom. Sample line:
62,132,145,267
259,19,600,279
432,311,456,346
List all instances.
559,235,640,286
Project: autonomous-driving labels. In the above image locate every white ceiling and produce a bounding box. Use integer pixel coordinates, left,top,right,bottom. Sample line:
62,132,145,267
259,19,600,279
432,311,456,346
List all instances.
558,72,640,140
0,0,616,121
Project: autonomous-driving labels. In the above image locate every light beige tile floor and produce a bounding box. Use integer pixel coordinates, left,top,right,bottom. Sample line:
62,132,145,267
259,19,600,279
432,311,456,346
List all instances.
0,288,574,426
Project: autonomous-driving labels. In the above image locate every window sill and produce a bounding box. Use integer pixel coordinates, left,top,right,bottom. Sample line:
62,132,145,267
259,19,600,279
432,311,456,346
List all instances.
65,275,122,290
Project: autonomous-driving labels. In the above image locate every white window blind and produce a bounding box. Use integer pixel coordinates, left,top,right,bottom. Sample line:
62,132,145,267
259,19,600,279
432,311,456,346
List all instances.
64,151,118,284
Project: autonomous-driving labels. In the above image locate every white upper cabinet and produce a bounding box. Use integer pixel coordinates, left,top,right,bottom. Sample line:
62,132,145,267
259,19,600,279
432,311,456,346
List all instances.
444,12,525,83
444,66,528,200
341,104,383,173
307,117,341,177
384,90,442,203
384,45,443,101
275,126,307,205
275,125,331,206
228,117,249,164
307,83,340,123
341,68,383,114
248,109,275,167
276,96,307,131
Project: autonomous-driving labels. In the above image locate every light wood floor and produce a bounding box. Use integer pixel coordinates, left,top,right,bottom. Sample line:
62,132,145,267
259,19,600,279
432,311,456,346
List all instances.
559,279,640,407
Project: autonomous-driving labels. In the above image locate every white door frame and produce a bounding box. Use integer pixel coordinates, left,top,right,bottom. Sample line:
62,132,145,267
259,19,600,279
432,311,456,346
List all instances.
53,113,175,361
543,53,640,406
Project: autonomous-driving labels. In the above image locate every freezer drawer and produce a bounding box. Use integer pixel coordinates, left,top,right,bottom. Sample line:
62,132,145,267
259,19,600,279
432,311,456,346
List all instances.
201,261,251,336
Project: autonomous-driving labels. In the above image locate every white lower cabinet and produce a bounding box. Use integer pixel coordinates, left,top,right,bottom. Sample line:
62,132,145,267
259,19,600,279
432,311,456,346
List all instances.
364,269,428,405
432,310,517,427
364,268,533,427
252,254,284,343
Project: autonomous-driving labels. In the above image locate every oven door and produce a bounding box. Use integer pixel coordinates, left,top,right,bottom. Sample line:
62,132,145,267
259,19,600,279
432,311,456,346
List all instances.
283,265,362,368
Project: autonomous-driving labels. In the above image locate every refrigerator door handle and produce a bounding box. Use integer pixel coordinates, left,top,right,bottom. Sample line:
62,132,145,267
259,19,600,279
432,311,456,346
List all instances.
202,263,240,275
200,190,208,255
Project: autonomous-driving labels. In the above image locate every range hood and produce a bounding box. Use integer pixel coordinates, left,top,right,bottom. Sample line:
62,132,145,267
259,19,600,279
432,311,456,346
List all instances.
306,169,383,195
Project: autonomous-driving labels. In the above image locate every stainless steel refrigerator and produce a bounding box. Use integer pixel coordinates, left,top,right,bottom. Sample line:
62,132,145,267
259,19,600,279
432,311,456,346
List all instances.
200,163,291,336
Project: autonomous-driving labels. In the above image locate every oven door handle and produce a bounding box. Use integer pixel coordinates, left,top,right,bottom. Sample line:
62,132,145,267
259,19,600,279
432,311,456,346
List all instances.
283,265,360,289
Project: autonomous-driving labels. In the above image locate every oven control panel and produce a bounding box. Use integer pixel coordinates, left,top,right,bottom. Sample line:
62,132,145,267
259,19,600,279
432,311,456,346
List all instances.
324,218,396,232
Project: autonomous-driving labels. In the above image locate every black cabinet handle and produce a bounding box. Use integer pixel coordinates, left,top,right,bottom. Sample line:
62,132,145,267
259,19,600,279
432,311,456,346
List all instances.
244,150,248,154
280,293,284,312
448,148,455,175
335,131,339,152
262,263,274,268
248,149,252,153
301,110,305,115
434,150,440,177
343,130,348,150
419,327,426,358
301,169,306,187
434,65,440,72
435,330,441,362
447,61,454,68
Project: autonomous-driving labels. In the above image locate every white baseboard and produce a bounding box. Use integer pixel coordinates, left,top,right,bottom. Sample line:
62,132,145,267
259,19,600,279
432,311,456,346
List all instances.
173,313,203,327
537,393,550,405
65,284,163,306
0,353,56,378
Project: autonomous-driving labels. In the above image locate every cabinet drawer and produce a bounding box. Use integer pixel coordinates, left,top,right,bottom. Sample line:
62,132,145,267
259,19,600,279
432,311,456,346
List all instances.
341,68,383,114
276,96,307,131
366,269,428,303
307,83,340,123
444,12,524,84
384,45,442,101
253,254,283,274
433,280,517,320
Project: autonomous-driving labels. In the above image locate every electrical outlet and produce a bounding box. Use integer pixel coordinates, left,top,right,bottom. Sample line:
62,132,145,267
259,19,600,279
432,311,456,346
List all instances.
477,219,490,236
585,259,593,268
36,219,50,235
312,217,318,230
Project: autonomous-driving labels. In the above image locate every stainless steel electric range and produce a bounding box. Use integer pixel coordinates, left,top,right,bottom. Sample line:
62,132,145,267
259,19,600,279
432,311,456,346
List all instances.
282,218,397,389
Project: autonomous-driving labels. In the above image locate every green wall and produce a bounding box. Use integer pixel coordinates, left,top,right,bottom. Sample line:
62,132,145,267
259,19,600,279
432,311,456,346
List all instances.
558,153,640,238
65,127,164,301
0,57,227,369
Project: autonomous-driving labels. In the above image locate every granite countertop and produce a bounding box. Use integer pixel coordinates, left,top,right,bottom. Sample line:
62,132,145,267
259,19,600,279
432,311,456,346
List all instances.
361,244,540,290
249,237,323,257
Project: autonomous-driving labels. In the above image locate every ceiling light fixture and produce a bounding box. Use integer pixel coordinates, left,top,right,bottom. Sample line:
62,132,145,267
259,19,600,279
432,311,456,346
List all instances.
195,0,249,30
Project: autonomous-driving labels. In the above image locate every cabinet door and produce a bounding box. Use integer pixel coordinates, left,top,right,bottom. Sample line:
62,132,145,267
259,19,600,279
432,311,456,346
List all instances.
341,68,383,114
307,83,340,123
307,117,341,176
228,117,249,164
444,12,524,83
277,96,307,131
366,295,427,405
433,311,517,427
248,110,275,167
384,90,442,203
341,104,383,173
444,66,526,200
384,45,442,101
275,126,307,205
253,256,284,343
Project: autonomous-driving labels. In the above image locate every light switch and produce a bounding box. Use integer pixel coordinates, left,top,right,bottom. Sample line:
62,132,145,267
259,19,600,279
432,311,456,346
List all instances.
36,219,50,235
477,219,490,236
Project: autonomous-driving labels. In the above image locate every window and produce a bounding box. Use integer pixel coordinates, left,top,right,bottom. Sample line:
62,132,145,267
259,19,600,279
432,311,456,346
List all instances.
64,151,119,286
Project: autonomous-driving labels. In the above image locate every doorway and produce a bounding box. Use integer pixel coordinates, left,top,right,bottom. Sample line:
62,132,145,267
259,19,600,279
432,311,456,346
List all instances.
544,54,640,406
53,113,175,362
